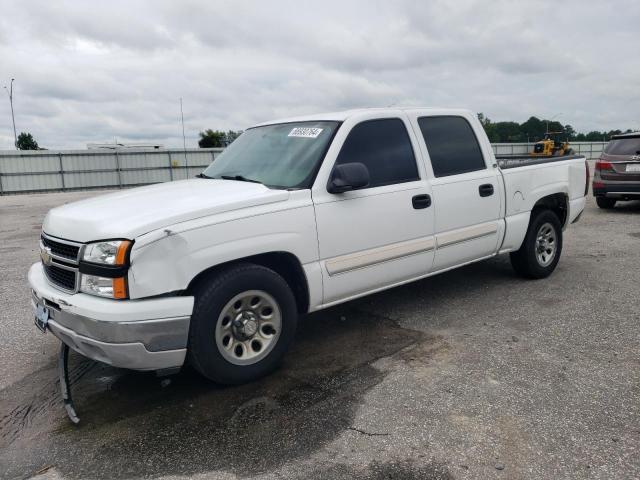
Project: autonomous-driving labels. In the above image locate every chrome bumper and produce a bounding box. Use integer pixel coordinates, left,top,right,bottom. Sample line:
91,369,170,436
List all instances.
28,263,194,371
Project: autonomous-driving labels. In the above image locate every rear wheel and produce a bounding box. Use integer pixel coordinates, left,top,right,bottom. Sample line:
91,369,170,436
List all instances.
596,197,616,209
188,263,298,384
510,209,563,279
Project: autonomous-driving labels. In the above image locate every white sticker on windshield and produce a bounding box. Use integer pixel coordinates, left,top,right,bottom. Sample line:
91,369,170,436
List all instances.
288,127,323,138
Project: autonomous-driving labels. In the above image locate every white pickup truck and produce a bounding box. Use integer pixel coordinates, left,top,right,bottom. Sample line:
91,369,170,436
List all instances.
30,108,589,385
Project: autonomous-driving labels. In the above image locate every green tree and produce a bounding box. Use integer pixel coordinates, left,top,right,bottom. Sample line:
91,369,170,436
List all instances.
198,129,243,148
225,130,243,144
477,113,499,142
584,131,606,141
475,113,638,143
198,129,227,148
493,121,523,142
477,113,490,127
16,132,39,150
520,116,545,141
563,124,576,140
546,120,564,134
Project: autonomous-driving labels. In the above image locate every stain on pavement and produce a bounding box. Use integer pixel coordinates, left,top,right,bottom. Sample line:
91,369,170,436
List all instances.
0,307,445,479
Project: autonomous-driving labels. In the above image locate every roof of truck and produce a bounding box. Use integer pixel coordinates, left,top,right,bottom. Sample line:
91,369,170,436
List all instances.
253,107,474,127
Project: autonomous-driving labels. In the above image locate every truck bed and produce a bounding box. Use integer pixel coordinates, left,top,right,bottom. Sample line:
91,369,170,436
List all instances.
496,154,584,170
496,154,585,170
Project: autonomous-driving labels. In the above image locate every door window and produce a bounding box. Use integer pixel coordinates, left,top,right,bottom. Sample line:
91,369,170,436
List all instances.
418,116,486,177
335,118,419,188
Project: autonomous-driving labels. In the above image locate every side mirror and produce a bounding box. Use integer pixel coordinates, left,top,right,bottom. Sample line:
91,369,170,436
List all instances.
327,162,370,194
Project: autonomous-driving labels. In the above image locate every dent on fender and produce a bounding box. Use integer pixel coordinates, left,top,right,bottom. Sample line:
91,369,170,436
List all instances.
129,232,191,298
130,226,314,299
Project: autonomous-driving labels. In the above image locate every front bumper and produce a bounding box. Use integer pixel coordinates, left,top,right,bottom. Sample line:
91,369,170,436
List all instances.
28,263,194,371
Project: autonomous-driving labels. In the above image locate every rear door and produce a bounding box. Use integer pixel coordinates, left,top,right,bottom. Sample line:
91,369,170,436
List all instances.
410,113,503,271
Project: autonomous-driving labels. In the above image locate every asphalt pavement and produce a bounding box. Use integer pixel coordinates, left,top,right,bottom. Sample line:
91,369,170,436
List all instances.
0,189,638,480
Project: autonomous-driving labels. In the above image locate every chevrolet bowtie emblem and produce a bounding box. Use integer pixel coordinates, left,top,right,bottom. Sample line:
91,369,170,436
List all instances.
40,246,53,266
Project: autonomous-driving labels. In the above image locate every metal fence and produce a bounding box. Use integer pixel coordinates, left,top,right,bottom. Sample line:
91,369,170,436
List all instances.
0,142,607,195
0,148,223,195
491,142,606,160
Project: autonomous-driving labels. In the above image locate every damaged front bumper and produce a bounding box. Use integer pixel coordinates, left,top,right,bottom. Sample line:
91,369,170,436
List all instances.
28,263,194,371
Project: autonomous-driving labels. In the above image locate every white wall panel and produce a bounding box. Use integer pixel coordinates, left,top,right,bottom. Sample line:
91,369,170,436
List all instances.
121,169,171,185
2,174,63,192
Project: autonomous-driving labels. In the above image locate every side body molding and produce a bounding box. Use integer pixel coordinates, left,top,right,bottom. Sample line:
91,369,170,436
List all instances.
325,236,435,276
436,222,498,249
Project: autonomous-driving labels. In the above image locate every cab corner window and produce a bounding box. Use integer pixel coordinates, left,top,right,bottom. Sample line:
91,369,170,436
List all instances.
418,116,486,178
335,118,419,188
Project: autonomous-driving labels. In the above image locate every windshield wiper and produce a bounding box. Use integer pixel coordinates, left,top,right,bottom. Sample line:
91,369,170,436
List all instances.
219,174,263,184
196,172,213,179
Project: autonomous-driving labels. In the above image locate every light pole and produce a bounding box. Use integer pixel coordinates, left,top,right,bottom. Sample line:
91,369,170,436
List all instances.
4,78,17,149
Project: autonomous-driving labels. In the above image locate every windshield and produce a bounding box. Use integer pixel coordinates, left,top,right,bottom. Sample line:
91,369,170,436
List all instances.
202,121,340,189
604,137,640,156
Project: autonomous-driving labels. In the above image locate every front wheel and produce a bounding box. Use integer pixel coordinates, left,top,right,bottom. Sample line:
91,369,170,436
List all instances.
188,263,298,384
510,209,563,279
596,197,616,209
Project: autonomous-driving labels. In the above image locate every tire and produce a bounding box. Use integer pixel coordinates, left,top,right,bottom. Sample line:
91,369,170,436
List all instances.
188,263,298,385
596,197,616,209
510,209,563,279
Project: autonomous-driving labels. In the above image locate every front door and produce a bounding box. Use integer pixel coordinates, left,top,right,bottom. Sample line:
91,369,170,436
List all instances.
312,113,436,305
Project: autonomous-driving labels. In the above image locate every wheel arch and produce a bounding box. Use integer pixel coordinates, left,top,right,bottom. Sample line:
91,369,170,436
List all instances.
186,251,310,314
531,192,569,228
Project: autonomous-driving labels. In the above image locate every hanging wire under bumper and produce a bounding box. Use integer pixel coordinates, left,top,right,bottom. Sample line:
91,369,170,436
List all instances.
58,342,80,424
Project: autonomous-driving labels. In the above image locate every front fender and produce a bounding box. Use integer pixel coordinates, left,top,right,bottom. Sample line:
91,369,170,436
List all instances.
128,205,319,299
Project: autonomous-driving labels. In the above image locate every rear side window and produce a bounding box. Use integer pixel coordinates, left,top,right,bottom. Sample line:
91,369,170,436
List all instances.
335,118,419,188
418,116,486,177
604,137,640,156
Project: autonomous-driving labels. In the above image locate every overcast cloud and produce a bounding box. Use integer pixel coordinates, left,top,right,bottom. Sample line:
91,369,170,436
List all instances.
0,0,638,149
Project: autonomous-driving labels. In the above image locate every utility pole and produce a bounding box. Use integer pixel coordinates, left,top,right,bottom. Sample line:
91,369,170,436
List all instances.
180,98,188,173
4,78,17,149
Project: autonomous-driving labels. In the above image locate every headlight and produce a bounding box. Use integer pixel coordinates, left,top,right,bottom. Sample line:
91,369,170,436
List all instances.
80,239,132,299
80,274,127,299
83,240,131,265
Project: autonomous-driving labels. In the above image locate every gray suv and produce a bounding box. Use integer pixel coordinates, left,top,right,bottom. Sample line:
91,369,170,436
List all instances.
593,132,640,208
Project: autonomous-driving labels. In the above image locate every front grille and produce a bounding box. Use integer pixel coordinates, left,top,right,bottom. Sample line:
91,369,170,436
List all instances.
41,234,80,261
44,263,77,291
40,233,82,293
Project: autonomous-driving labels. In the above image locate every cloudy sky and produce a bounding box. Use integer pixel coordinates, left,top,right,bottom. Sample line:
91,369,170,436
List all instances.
0,0,638,149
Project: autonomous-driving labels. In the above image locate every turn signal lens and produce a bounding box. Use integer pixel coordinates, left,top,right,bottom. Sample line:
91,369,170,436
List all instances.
113,277,127,299
115,241,131,265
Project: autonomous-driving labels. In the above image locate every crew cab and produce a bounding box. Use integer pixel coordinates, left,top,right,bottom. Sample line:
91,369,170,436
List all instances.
29,108,588,384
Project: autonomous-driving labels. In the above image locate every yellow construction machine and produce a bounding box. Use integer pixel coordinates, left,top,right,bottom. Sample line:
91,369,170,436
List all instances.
531,132,574,156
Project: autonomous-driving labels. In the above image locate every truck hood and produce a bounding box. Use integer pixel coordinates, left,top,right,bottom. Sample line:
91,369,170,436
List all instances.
43,179,290,242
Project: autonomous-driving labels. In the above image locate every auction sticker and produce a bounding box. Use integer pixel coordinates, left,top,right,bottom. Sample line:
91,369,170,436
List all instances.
288,127,323,138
